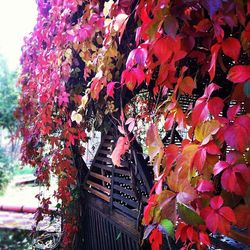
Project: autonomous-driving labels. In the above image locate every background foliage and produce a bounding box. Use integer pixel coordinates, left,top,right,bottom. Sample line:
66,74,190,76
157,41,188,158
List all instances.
0,55,18,193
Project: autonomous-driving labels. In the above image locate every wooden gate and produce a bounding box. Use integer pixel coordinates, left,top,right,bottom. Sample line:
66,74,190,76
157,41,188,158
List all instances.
82,127,151,250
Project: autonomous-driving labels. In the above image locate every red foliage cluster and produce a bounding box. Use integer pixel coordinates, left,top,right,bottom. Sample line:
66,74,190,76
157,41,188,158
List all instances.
16,0,250,249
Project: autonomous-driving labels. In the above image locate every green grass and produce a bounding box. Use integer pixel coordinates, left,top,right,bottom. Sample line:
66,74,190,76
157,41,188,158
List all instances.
13,163,34,176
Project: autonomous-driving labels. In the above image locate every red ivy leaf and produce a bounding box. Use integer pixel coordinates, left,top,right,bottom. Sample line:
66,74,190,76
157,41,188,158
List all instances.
227,65,250,83
149,228,163,250
224,122,249,152
192,147,207,172
179,76,196,95
227,104,240,120
199,232,210,246
201,196,235,234
213,161,229,175
221,37,241,61
210,195,223,210
192,101,209,127
208,43,221,81
219,207,236,223
122,68,145,91
208,97,224,118
197,180,215,192
194,19,212,32
164,144,179,175
205,141,221,155
163,16,179,38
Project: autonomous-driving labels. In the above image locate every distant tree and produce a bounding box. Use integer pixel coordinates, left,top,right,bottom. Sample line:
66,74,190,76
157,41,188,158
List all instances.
0,55,18,134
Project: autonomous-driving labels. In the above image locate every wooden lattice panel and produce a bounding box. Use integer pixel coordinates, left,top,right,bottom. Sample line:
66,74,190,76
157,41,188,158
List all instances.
84,127,151,220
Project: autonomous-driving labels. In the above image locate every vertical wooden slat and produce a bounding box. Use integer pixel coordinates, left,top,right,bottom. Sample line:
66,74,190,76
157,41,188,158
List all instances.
107,219,115,250
93,209,99,250
112,223,118,250
102,214,108,250
110,165,114,209
90,208,95,250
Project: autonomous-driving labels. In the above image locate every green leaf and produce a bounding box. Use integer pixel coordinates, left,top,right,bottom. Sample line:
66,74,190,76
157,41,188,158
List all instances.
177,203,204,226
160,219,174,238
244,81,250,98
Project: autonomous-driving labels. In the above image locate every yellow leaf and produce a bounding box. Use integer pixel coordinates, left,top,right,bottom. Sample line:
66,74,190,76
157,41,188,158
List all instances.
71,111,82,124
177,144,199,174
79,94,88,110
103,0,114,17
146,123,164,178
194,119,221,143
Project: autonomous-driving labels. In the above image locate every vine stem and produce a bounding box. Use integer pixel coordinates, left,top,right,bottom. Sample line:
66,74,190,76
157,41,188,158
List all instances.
166,236,173,250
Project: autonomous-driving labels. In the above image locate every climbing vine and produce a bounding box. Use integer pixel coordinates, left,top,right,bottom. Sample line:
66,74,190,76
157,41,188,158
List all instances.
16,0,250,249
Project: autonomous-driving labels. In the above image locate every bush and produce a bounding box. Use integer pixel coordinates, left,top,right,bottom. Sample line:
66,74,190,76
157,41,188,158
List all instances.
0,146,13,194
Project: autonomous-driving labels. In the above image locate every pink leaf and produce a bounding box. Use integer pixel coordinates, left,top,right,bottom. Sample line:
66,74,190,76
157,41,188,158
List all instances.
227,65,250,83
192,101,209,127
197,180,215,192
224,123,248,152
118,125,126,135
210,196,224,210
111,136,130,167
107,81,116,98
213,161,229,175
221,169,236,193
125,117,135,132
226,151,241,165
126,48,147,69
208,43,221,81
204,83,221,99
227,104,240,120
206,210,219,233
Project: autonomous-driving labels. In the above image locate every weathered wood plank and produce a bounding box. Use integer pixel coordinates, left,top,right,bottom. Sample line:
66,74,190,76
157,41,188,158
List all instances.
87,188,110,202
89,172,111,183
99,149,111,155
96,156,113,164
92,162,112,172
87,180,110,194
113,201,138,218
113,193,138,208
114,168,130,176
114,177,132,185
113,184,135,197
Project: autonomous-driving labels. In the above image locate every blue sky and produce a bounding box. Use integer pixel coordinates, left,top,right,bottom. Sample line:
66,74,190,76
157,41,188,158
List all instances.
0,0,37,70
